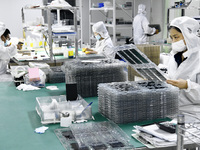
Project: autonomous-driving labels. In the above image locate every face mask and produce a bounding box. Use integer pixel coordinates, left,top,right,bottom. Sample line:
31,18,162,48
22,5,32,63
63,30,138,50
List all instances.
95,34,101,41
4,40,9,47
172,40,187,53
143,10,147,15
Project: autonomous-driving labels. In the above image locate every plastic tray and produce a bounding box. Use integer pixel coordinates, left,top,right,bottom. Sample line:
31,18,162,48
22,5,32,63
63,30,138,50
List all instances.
36,95,92,124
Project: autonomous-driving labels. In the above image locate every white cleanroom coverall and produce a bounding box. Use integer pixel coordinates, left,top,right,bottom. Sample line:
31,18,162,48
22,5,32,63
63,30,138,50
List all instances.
0,22,17,75
167,16,200,117
133,4,156,44
92,21,115,59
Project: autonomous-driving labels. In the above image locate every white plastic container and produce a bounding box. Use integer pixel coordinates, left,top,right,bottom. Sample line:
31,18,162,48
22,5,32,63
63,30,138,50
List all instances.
62,44,68,58
36,95,92,124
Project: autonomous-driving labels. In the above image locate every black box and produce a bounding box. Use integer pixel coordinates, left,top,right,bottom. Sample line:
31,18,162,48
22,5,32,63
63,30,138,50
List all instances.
66,83,78,101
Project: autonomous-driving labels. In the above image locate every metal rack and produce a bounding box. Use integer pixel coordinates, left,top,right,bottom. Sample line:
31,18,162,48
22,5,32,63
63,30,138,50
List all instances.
177,113,200,150
166,0,193,35
88,0,133,46
22,5,79,61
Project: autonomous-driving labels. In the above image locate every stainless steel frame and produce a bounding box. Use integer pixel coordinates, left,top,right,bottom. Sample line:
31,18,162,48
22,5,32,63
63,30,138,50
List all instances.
22,5,79,61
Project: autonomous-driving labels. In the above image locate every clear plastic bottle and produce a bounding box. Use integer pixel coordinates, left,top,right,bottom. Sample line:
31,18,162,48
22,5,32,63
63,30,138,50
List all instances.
62,44,68,58
36,38,40,48
22,39,27,50
30,38,34,48
26,36,31,49
39,36,43,48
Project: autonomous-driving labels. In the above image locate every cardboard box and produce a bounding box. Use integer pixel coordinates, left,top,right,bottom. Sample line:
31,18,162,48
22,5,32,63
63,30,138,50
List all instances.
128,44,160,81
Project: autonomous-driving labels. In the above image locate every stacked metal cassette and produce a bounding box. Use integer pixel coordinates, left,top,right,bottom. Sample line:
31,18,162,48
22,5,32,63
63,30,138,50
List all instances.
115,44,166,81
98,81,179,124
62,59,127,97
48,66,65,83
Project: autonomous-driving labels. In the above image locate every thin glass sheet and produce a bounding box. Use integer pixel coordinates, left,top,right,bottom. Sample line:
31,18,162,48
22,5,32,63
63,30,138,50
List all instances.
124,50,142,64
150,68,166,81
129,49,149,63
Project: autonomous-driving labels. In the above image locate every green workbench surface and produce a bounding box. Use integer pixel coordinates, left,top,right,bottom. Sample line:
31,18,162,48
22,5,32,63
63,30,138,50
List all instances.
0,82,168,150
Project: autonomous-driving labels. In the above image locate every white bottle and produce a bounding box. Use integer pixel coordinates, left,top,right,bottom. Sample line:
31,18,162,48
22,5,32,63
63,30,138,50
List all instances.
30,38,34,48
36,38,41,48
62,44,68,58
26,36,31,49
22,39,27,50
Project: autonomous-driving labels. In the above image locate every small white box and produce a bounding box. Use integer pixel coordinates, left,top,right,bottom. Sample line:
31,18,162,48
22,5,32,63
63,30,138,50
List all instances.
60,116,72,127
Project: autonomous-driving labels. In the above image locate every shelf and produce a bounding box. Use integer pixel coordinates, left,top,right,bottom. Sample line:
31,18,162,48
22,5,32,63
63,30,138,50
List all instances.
47,6,74,10
23,6,47,10
89,0,133,46
90,7,113,11
168,7,187,9
116,6,132,10
90,22,132,28
90,22,113,27
116,24,132,28
23,25,48,32
24,5,76,10
52,32,76,36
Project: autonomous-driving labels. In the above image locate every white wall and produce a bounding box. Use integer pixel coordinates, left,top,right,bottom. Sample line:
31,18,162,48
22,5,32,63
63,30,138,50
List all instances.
0,0,43,38
80,0,89,44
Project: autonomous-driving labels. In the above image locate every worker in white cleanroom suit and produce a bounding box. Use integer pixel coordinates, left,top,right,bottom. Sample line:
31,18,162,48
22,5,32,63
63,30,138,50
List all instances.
133,4,159,44
84,21,115,59
166,16,200,117
0,22,17,75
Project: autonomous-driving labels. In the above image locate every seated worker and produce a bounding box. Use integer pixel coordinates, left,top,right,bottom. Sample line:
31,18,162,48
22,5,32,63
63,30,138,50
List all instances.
17,41,24,50
166,16,200,117
133,4,159,44
0,22,18,75
83,21,115,59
